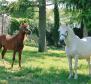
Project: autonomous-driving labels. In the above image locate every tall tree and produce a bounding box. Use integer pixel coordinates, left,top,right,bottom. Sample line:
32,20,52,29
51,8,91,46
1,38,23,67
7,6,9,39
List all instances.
47,0,60,46
53,0,59,46
38,0,47,52
63,0,91,37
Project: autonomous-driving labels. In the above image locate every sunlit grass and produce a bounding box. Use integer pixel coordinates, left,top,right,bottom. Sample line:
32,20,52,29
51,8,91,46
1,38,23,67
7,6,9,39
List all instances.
0,45,90,84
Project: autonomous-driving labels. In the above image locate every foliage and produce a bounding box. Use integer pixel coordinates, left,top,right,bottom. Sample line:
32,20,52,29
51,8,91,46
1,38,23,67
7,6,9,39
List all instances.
0,0,8,13
46,0,60,46
8,18,33,35
8,18,20,35
7,0,35,18
46,23,54,46
52,2,59,46
4,0,91,46
62,0,91,30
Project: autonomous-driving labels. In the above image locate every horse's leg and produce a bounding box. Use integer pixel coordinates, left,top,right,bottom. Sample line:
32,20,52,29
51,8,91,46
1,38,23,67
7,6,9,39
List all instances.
0,44,2,49
0,44,2,59
74,55,78,79
1,48,7,66
18,50,22,68
2,49,7,59
11,51,16,68
87,58,91,76
67,56,73,79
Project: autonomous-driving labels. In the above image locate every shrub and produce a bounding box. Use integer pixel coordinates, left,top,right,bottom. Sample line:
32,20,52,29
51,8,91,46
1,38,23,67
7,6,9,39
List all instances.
8,18,20,35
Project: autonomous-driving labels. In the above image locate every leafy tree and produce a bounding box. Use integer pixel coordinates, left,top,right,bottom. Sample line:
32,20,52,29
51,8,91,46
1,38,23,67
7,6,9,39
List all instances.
8,0,35,18
53,0,60,46
62,0,91,36
0,0,8,13
46,0,60,46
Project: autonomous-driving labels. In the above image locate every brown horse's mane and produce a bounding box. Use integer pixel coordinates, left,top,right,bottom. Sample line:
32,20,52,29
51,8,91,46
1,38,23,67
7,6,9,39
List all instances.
5,29,25,40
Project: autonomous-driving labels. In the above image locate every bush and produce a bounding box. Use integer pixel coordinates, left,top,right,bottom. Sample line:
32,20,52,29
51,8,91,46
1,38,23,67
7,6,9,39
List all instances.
8,18,20,35
8,18,31,35
46,22,60,46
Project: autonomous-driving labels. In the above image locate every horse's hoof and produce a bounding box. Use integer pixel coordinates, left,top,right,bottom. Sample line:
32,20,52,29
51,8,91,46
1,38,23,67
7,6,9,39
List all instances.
74,75,78,79
10,67,13,69
18,66,22,69
68,76,71,79
10,66,13,69
68,73,73,79
68,75,72,79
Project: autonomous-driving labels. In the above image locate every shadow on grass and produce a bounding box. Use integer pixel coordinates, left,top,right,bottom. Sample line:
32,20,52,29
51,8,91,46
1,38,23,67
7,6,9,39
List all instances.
0,47,90,84
0,49,66,69
48,46,65,51
0,66,90,84
0,45,66,63
23,50,66,58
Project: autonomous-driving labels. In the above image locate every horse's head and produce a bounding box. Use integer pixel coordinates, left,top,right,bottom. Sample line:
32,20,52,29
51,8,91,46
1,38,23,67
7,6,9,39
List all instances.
20,23,31,35
58,24,69,41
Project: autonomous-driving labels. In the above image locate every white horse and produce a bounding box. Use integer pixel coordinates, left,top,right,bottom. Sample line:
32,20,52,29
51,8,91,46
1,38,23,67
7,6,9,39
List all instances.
58,24,91,79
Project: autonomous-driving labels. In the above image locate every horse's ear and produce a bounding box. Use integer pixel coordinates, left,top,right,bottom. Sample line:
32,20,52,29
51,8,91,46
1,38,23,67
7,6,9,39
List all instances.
58,25,62,31
19,23,29,29
27,24,30,29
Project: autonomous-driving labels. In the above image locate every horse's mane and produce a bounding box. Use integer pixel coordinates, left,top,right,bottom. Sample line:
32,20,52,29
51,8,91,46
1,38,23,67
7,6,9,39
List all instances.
68,27,81,40
6,30,23,40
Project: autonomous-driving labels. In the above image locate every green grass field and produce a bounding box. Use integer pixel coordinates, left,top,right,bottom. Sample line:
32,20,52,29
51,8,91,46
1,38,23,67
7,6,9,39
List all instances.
0,45,91,84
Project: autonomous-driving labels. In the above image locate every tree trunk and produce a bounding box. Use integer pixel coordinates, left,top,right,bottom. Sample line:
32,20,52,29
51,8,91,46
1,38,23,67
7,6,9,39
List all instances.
53,2,59,46
1,14,4,34
38,0,47,52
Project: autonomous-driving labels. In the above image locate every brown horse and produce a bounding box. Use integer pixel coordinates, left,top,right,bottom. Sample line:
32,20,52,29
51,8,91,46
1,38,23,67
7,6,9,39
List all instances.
0,23,31,68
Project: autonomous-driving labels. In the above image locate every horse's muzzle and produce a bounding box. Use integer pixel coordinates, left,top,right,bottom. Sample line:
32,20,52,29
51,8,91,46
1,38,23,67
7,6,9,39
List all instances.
26,31,31,35
58,40,66,46
26,29,31,35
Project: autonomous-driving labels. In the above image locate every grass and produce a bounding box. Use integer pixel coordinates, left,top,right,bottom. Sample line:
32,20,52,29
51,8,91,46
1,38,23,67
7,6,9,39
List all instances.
0,44,91,84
